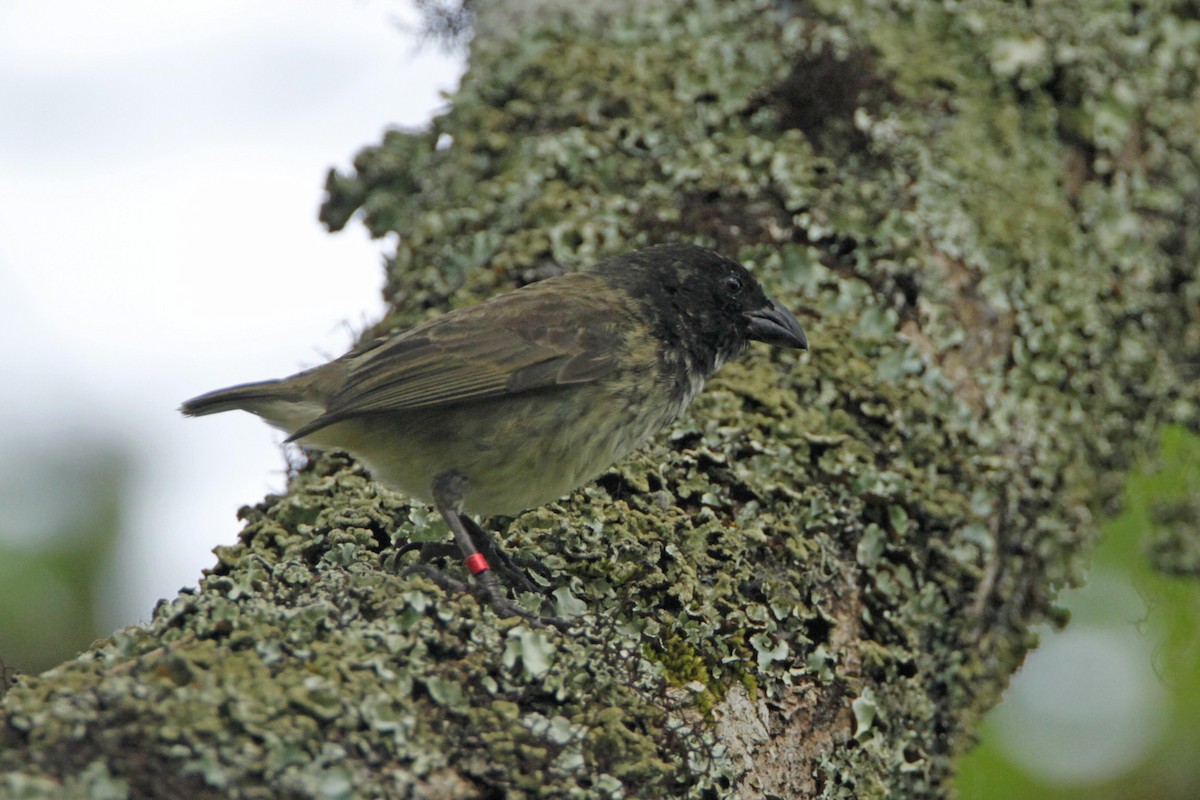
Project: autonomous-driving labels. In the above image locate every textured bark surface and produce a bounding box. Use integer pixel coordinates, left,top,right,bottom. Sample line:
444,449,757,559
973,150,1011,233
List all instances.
3,1,1198,797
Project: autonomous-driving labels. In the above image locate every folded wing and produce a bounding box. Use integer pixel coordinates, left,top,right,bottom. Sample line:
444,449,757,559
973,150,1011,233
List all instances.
286,274,626,441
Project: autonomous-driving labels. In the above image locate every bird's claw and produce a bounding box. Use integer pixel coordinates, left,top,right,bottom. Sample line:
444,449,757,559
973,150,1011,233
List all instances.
402,564,572,631
394,521,550,596
394,541,459,563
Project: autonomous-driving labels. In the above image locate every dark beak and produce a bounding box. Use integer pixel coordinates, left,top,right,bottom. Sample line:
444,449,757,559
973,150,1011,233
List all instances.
746,299,808,349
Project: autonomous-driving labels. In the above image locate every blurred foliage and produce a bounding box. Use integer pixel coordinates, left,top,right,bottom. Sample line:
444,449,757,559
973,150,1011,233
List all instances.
957,425,1200,799
0,441,127,680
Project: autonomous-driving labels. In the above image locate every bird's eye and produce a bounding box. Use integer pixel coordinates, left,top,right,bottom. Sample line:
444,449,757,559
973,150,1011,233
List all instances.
726,275,744,294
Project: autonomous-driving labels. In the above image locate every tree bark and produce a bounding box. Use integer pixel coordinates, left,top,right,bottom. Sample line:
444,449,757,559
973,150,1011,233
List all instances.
4,1,1198,797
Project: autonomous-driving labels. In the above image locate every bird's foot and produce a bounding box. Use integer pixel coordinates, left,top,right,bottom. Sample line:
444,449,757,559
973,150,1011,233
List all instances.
459,515,553,593
394,541,458,563
402,564,572,631
394,530,546,596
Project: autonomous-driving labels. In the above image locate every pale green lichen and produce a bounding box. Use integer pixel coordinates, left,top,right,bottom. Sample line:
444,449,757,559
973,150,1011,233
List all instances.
3,0,1198,797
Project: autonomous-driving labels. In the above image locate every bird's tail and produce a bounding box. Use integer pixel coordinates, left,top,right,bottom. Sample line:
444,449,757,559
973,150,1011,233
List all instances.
179,377,326,435
180,378,293,416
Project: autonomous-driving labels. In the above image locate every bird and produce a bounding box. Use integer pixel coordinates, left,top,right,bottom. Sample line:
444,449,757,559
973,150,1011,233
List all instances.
182,243,807,625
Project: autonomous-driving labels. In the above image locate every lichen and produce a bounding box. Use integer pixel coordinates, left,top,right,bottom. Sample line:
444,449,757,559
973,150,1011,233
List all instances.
4,0,1198,797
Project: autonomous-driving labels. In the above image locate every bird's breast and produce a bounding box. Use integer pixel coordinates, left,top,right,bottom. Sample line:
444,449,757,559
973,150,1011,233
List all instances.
323,370,693,517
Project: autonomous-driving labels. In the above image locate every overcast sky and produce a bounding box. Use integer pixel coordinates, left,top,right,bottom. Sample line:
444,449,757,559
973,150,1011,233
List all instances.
0,0,464,629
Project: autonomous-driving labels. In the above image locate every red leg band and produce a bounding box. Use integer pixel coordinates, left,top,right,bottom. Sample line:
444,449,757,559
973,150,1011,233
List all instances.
464,553,490,575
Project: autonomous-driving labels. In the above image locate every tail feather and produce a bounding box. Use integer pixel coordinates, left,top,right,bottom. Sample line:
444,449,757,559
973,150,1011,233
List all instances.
180,377,330,437
179,379,295,417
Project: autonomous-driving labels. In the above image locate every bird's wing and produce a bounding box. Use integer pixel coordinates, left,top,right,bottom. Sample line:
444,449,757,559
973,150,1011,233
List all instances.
286,273,627,440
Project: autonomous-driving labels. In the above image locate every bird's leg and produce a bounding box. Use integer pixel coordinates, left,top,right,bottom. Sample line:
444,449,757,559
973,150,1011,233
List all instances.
416,471,569,630
458,514,552,594
393,516,546,594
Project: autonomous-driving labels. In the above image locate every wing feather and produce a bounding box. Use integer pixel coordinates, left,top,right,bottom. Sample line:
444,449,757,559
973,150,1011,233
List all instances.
286,273,627,440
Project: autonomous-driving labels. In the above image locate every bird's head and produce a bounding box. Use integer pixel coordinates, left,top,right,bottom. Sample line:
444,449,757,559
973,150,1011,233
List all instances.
595,243,807,376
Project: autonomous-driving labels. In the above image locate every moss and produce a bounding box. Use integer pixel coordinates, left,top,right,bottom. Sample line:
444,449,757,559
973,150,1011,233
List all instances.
4,0,1199,797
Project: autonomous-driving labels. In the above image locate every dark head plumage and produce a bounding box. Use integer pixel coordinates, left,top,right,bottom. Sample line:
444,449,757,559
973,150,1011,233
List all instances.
591,243,806,379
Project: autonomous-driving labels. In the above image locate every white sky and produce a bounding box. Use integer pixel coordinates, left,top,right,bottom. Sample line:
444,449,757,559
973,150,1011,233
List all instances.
0,0,464,630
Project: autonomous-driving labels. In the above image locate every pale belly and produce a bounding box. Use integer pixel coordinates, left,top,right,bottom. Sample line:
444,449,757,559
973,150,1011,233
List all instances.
300,380,697,515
